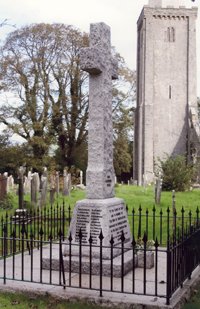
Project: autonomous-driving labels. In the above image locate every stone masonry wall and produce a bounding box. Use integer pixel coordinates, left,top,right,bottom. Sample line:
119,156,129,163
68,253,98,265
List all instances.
134,4,198,185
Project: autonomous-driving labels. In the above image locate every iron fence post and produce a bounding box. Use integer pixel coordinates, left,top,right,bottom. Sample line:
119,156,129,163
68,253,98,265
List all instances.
110,235,114,291
3,225,7,284
166,240,171,305
121,230,125,293
89,234,93,289
143,232,147,295
79,228,83,288
99,229,104,297
39,227,44,283
68,232,72,287
132,236,136,294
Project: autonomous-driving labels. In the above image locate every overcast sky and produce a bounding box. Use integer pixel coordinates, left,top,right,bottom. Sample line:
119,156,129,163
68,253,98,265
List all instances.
0,0,199,95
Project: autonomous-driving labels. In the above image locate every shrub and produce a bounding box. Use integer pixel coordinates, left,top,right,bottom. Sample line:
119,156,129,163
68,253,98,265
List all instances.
0,193,15,210
156,155,194,192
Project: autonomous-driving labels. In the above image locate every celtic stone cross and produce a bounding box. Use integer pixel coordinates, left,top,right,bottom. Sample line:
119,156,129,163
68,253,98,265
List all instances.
80,22,118,199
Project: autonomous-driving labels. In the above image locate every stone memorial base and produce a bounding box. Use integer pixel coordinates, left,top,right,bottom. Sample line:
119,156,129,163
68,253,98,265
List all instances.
42,197,137,277
42,247,155,277
42,246,135,277
65,197,132,258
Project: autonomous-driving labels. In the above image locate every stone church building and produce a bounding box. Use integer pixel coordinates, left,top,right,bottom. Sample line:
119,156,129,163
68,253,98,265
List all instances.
134,0,199,185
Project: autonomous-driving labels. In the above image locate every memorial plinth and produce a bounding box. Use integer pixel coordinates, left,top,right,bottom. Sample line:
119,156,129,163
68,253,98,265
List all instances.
66,198,131,259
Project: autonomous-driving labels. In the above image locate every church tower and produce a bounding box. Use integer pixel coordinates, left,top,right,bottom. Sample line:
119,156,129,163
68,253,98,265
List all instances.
134,0,198,185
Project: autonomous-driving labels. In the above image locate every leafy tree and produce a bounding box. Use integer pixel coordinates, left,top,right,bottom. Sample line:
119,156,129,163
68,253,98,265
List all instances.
0,23,88,171
113,105,133,177
0,23,136,176
197,97,200,120
0,136,27,177
112,57,136,178
156,155,194,191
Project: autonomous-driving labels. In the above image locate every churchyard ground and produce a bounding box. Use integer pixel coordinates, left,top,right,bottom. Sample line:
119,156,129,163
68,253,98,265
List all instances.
1,184,200,240
2,184,200,214
0,290,120,309
0,284,199,308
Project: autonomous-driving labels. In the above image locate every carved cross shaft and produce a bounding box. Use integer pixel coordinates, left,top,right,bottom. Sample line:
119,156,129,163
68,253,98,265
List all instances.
80,22,118,199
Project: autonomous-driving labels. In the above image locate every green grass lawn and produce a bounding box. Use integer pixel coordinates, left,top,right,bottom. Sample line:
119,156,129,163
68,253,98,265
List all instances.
65,184,200,216
2,184,200,216
1,185,200,245
0,291,119,309
114,184,200,213
182,286,200,309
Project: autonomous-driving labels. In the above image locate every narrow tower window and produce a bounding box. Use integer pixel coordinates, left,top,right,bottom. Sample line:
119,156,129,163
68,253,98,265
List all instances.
165,27,175,42
167,27,170,41
169,85,172,99
171,27,175,42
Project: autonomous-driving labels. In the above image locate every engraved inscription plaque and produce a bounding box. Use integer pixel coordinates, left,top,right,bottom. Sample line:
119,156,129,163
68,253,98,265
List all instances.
109,204,130,245
75,208,90,243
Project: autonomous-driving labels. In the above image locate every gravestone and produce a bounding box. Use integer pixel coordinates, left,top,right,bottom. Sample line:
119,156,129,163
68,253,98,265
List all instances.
55,171,60,195
23,176,28,194
24,171,32,194
40,167,48,207
63,169,69,196
49,173,56,205
80,170,83,185
7,175,14,192
155,173,163,204
31,173,39,206
0,174,7,200
66,22,131,256
77,170,85,189
67,173,72,194
18,166,25,209
3,173,8,193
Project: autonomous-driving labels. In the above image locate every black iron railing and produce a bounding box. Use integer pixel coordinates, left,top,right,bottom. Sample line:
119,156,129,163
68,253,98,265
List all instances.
129,205,200,246
0,203,200,305
0,203,71,256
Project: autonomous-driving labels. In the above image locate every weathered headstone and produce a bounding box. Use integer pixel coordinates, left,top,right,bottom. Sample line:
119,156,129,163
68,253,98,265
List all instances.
23,176,28,194
55,171,60,195
67,173,72,195
18,166,25,209
80,170,83,185
7,175,14,192
40,167,48,207
49,173,56,205
66,23,131,256
155,173,162,204
63,168,69,196
31,173,38,206
24,171,32,194
3,172,8,193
